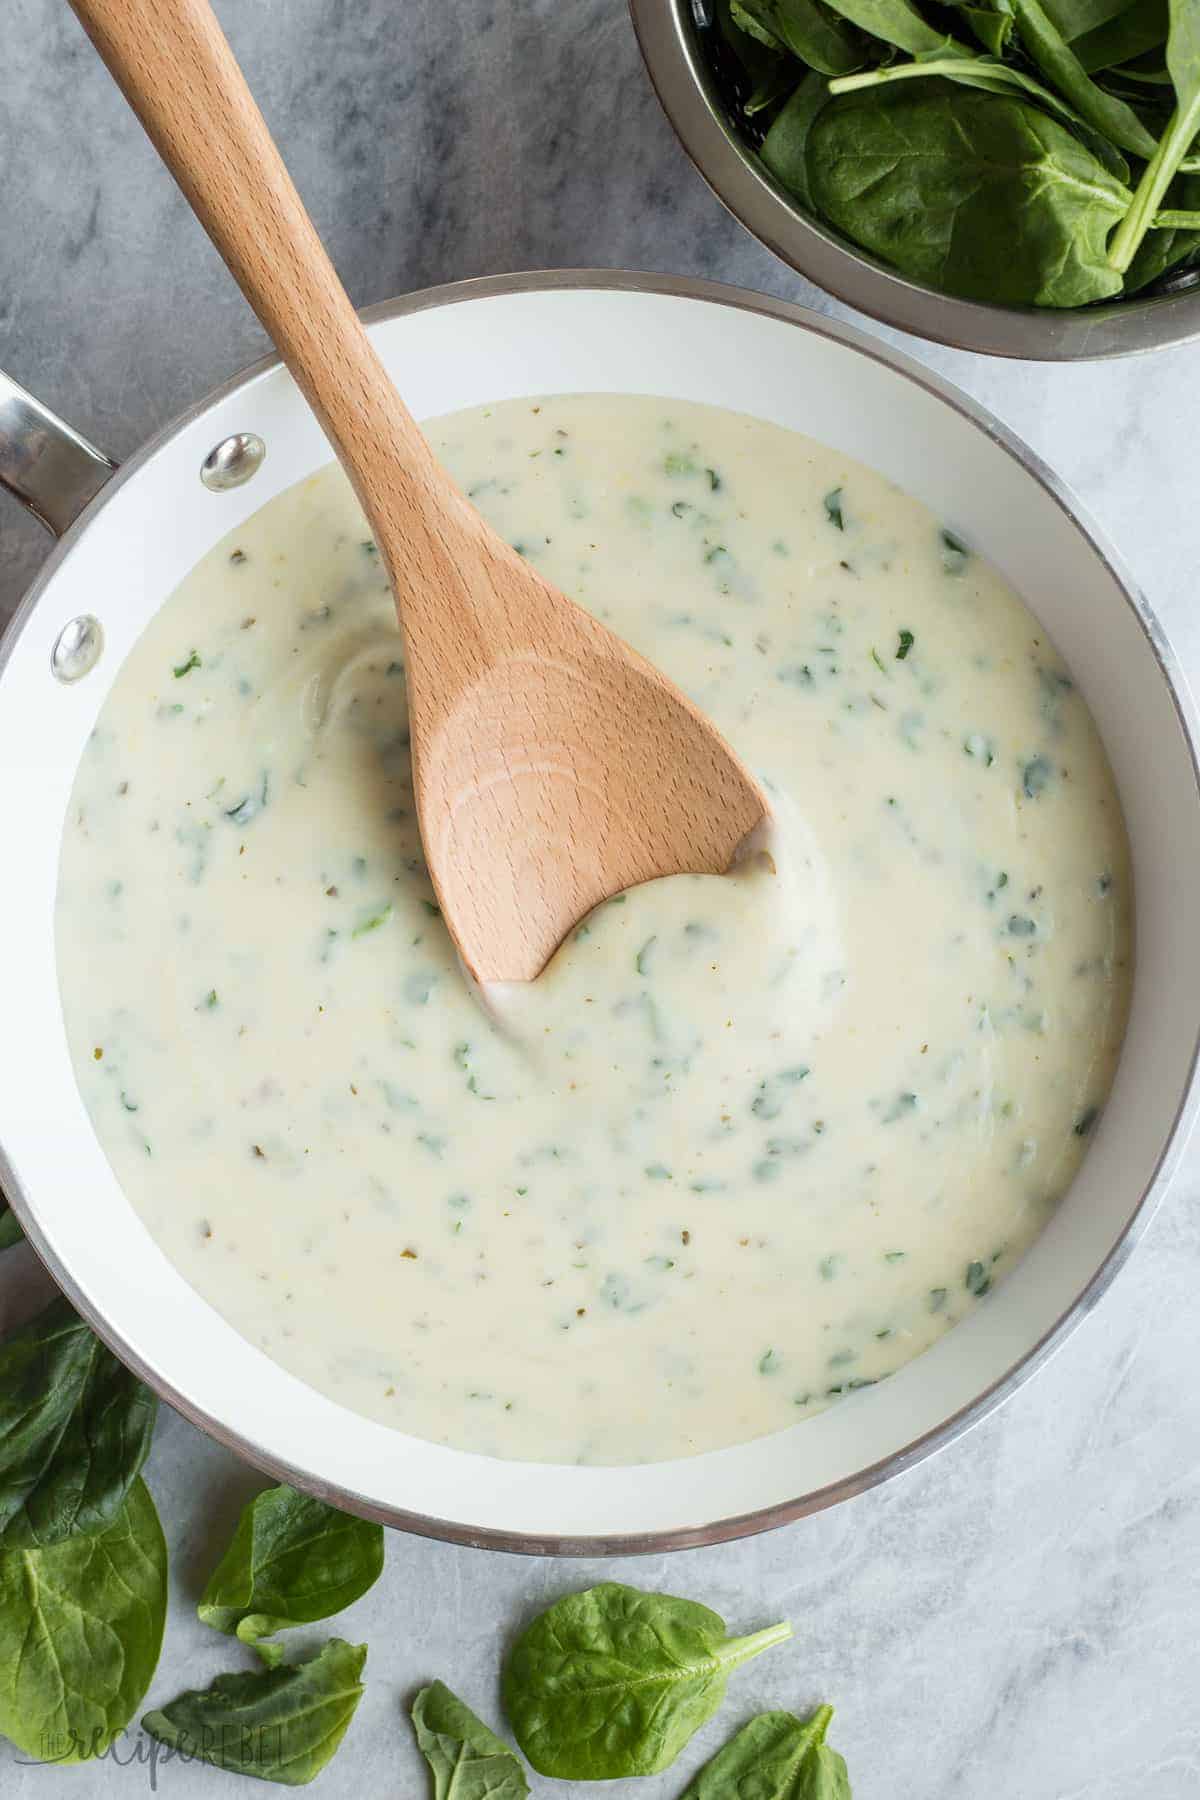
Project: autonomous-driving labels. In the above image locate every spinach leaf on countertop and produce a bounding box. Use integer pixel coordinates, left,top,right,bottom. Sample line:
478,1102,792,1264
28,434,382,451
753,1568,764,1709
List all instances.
807,83,1130,304
680,1702,852,1798
412,1680,530,1799
0,1476,166,1762
501,1581,791,1779
198,1482,384,1666
0,1295,157,1549
142,1638,367,1787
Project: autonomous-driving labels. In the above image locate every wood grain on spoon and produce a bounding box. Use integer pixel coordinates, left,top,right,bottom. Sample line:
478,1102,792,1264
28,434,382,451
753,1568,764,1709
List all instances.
69,0,769,981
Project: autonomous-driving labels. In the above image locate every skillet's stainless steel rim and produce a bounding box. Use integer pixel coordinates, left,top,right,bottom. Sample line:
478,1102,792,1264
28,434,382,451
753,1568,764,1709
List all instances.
2,269,1198,1554
629,0,1200,362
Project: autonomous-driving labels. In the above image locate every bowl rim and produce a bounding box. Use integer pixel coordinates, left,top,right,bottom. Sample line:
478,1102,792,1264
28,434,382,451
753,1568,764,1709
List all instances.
629,0,1200,362
4,268,1199,1555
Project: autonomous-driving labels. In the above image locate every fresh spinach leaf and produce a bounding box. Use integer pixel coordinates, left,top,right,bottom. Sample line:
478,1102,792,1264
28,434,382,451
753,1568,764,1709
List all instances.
808,84,1130,304
680,1702,851,1798
1115,50,1173,75
750,60,802,111
1110,0,1200,268
1121,205,1197,285
1011,0,1159,152
821,0,970,54
735,0,865,74
1129,198,1200,282
0,1296,157,1550
1040,0,1140,38
731,0,787,43
1074,0,1168,69
0,1197,22,1251
0,1476,166,1763
762,72,833,209
198,1483,384,1666
411,1680,530,1799
142,1638,367,1787
720,0,796,111
944,0,1017,56
501,1581,791,1779
828,54,1133,173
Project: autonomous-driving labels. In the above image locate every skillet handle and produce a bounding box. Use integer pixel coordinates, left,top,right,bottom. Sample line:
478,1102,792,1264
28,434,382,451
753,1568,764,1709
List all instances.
0,370,118,538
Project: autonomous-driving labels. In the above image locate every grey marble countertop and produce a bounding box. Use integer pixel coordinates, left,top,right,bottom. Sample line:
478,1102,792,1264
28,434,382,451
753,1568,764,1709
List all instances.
3,1,1200,1794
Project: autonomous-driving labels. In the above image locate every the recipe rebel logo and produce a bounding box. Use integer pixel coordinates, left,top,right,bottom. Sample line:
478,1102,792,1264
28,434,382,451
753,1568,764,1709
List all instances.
15,1724,284,1790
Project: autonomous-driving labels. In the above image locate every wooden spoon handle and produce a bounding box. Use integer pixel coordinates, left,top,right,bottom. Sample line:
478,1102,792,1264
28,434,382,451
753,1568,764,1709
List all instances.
68,0,471,576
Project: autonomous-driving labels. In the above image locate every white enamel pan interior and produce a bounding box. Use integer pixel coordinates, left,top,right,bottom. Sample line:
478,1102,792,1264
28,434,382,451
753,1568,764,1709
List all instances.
1,273,1198,1554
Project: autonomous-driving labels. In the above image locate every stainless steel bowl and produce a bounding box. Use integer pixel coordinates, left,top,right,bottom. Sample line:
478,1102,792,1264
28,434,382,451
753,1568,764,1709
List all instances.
630,0,1200,359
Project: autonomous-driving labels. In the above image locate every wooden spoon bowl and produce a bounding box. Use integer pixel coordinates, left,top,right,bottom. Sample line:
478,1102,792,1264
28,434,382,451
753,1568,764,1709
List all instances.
69,0,768,981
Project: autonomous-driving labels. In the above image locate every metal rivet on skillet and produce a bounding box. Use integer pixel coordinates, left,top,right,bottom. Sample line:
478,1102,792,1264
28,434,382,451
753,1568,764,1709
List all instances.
200,432,266,492
51,614,104,683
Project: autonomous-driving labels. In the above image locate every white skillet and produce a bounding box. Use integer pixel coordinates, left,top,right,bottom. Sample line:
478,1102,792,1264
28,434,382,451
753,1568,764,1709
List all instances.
1,273,1197,1552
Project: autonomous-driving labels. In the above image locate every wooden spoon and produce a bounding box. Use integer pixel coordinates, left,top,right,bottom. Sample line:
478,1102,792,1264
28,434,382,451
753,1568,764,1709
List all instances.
69,0,768,982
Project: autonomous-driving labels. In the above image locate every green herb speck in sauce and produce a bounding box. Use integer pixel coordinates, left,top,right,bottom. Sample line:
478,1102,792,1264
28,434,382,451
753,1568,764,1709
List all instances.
824,488,845,530
882,1091,918,1123
1022,754,1053,799
224,771,270,827
352,903,393,939
173,650,201,679
896,629,914,660
758,1348,780,1375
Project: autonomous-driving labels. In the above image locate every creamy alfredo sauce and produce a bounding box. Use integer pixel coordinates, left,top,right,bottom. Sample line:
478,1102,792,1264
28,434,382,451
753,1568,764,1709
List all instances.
56,397,1132,1465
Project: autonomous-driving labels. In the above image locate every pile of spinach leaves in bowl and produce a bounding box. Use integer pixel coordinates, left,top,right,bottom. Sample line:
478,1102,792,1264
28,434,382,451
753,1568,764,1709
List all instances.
707,0,1200,305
